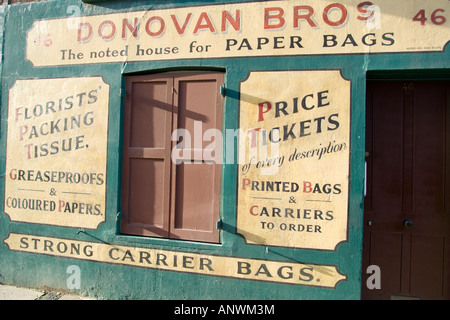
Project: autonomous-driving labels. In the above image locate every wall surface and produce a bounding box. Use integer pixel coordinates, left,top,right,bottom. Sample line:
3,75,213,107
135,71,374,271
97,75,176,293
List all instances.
0,0,448,300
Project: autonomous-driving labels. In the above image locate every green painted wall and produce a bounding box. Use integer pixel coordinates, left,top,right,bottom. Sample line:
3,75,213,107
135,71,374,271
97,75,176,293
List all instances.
0,0,448,300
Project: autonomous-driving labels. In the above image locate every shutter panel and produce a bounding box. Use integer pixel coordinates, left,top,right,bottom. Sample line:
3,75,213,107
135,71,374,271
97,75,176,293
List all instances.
121,75,173,237
170,73,223,243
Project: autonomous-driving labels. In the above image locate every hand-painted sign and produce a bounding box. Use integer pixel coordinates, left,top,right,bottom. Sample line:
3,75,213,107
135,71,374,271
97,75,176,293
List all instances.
4,233,347,288
4,77,109,229
26,0,449,66
237,70,350,250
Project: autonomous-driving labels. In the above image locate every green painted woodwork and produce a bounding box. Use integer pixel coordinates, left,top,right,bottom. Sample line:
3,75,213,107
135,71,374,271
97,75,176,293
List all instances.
0,0,448,300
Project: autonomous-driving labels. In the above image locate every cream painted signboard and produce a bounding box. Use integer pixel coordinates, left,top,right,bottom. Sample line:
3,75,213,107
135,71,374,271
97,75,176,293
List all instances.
237,70,350,250
4,233,347,288
26,0,449,66
4,77,109,229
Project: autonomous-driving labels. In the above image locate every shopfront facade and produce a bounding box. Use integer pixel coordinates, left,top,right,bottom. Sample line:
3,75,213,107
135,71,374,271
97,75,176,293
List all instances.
0,0,448,300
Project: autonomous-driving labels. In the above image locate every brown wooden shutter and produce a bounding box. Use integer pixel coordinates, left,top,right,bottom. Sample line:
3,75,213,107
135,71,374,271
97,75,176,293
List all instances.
121,72,223,243
170,73,223,243
121,74,173,237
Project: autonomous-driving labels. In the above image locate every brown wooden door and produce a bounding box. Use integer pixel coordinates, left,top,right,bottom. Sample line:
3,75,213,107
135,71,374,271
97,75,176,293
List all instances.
362,80,450,300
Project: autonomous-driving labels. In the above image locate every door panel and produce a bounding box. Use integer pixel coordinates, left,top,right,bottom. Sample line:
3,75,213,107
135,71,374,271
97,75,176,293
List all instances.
410,235,444,298
362,80,450,300
370,231,403,298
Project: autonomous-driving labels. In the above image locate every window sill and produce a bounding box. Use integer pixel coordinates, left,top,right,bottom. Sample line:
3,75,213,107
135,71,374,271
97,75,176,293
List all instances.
112,233,232,255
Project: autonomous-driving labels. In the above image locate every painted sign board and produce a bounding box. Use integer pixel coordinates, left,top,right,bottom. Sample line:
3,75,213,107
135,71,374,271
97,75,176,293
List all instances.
4,233,347,288
237,70,350,250
26,0,449,66
4,77,109,229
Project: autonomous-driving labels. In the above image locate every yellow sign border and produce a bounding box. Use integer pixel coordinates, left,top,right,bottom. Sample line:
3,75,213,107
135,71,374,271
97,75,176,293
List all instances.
25,0,450,67
4,77,110,229
236,70,351,251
